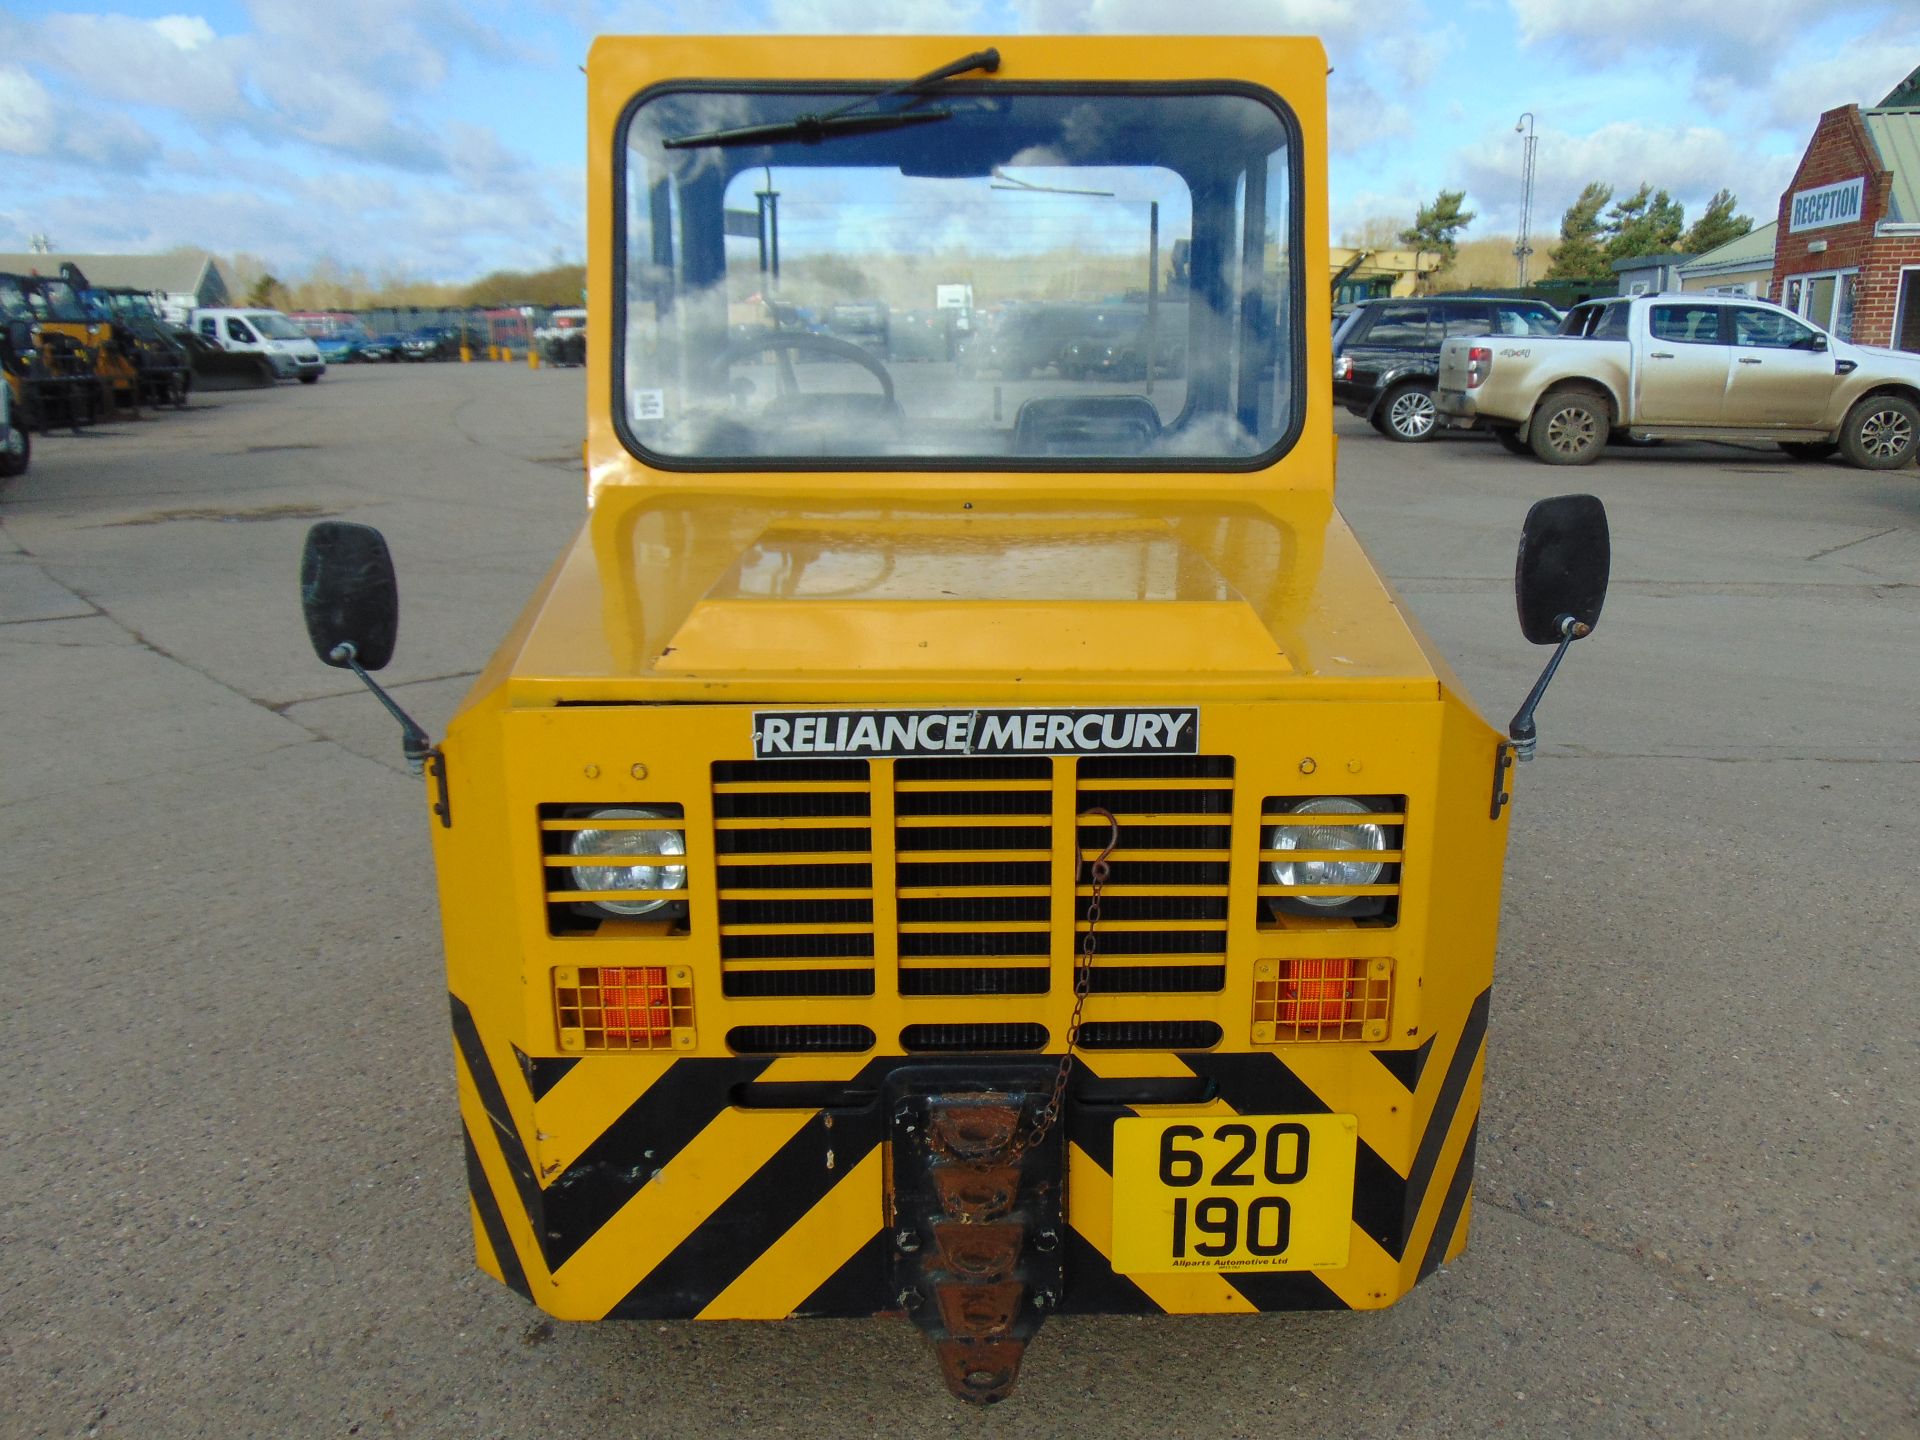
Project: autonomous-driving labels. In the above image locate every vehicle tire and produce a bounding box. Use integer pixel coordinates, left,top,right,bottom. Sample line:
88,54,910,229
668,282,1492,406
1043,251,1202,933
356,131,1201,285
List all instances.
1778,441,1838,461
1530,387,1609,465
299,373,320,384
1378,382,1438,442
0,424,28,478
1837,395,1918,469
1493,428,1531,455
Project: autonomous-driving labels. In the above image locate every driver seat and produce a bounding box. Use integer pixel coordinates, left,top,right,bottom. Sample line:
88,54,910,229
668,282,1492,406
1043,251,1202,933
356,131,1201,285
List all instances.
1011,395,1162,455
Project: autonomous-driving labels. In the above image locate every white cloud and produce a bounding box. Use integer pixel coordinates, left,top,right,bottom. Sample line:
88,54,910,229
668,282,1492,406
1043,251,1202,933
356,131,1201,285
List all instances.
0,62,160,173
1509,0,1897,71
0,64,55,156
1764,33,1916,133
1453,118,1794,236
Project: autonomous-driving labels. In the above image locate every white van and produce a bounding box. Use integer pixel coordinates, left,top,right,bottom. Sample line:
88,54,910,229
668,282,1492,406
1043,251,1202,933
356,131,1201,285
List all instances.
190,308,326,383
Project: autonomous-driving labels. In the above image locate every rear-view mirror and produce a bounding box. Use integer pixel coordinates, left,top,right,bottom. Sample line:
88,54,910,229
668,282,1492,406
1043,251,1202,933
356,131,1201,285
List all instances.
300,521,399,669
1515,494,1610,644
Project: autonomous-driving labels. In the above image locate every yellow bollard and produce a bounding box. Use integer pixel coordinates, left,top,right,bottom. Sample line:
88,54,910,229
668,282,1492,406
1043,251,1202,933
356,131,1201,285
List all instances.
528,346,540,370
460,343,472,363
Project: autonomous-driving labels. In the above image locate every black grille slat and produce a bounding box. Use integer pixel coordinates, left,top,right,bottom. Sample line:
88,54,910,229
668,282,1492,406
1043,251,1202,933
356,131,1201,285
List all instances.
716,827,872,855
1077,788,1234,814
722,969,877,998
899,931,1052,958
899,895,1049,924
719,899,875,926
728,1025,875,1053
899,861,1050,888
901,1023,1049,1052
1078,930,1227,956
720,933,876,960
1078,1021,1222,1050
720,862,872,890
1079,823,1231,849
896,825,1049,853
896,790,1050,817
900,967,1051,996
897,757,1050,781
1087,964,1226,994
1076,895,1229,922
714,791,871,819
1078,755,1234,780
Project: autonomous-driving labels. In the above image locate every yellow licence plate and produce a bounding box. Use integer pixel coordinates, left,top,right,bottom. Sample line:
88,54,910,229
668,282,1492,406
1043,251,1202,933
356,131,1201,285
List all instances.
1111,1115,1358,1273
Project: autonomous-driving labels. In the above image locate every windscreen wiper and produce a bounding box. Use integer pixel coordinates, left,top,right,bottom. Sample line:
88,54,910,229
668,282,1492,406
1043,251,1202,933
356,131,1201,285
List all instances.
662,46,999,150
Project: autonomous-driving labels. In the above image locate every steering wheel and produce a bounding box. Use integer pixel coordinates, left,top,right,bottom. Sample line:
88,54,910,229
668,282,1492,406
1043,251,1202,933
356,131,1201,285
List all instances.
709,328,896,408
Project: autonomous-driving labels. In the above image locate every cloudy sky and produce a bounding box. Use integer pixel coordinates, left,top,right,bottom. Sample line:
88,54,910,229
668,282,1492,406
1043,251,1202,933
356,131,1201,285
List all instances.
0,0,1912,282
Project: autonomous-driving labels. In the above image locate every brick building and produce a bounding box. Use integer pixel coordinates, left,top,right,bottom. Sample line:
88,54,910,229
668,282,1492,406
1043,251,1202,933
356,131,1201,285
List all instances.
1769,83,1920,351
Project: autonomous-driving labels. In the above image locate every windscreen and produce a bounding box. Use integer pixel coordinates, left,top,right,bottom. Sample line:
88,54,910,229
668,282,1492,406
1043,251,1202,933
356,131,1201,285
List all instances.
248,312,308,340
621,85,1297,465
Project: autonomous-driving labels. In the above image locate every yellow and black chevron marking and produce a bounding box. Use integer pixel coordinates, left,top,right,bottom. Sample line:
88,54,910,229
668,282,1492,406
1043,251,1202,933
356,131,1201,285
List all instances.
452,988,1489,1319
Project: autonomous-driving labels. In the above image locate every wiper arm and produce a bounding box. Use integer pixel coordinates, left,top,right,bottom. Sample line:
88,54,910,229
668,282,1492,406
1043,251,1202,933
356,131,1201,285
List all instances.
663,45,999,151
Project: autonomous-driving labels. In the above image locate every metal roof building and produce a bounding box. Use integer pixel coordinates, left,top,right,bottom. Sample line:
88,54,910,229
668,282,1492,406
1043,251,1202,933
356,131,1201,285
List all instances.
0,250,230,321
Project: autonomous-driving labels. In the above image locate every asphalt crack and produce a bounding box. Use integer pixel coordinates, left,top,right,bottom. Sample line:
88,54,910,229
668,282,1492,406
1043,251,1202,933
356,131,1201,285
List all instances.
1479,1194,1920,1368
1804,526,1900,562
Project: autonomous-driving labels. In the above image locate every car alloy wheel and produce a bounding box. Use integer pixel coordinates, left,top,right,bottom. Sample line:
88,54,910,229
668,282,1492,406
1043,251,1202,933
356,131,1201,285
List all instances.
1542,403,1598,458
1384,386,1436,441
1858,406,1913,462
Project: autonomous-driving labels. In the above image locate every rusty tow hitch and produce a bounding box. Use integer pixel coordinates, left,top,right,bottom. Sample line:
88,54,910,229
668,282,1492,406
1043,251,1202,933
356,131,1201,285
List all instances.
886,1070,1067,1404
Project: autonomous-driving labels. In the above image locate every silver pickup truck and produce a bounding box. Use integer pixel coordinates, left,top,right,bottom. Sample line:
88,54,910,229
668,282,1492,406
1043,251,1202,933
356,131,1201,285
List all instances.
1435,294,1920,470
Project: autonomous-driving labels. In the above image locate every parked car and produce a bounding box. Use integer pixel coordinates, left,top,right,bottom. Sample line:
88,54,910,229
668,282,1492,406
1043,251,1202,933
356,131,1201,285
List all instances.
189,307,326,382
958,302,1089,378
314,325,374,364
355,331,413,363
1334,294,1562,441
400,326,474,361
1436,293,1920,469
536,308,587,366
0,361,29,478
1059,307,1186,380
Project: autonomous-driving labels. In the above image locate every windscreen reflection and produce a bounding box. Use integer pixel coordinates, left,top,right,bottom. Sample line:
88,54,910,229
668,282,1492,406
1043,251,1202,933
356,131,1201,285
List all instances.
622,88,1296,465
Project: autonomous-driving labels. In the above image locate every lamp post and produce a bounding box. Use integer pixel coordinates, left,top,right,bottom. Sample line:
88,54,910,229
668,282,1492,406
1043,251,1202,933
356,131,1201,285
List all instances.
1514,113,1538,288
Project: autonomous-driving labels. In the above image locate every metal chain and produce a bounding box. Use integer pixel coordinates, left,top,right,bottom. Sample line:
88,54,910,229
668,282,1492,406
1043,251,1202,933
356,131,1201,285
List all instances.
1008,808,1118,1159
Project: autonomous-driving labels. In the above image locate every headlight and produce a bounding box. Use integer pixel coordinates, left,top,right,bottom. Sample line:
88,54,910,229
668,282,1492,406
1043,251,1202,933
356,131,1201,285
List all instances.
1265,797,1387,906
568,806,687,915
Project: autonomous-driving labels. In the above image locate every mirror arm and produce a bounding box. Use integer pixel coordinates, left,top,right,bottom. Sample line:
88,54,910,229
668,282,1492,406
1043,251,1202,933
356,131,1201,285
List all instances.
1506,614,1590,761
329,644,451,827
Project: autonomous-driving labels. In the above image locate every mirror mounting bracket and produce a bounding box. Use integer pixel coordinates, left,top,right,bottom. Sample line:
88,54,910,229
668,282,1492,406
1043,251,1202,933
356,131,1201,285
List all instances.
329,641,451,827
1507,612,1589,757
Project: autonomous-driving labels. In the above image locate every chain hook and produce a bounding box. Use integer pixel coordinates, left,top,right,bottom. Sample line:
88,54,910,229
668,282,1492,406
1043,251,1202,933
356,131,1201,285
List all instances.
1079,806,1119,885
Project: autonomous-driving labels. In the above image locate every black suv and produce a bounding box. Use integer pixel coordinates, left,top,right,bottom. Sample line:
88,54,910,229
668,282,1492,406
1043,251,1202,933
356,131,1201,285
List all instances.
1333,294,1561,441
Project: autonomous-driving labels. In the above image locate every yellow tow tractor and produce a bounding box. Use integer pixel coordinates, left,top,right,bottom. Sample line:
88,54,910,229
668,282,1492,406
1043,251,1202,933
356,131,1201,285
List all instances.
298,35,1610,1403
17,273,133,415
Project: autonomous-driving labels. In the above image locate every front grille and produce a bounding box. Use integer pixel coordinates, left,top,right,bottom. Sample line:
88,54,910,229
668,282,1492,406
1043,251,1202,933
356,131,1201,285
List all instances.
700,754,1236,1053
1076,757,1233,991
895,757,1053,998
712,760,875,996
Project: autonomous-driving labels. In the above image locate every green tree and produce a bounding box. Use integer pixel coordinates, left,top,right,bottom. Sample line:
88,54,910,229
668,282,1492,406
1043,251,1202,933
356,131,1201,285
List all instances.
1604,183,1685,261
1547,181,1612,281
1399,189,1476,266
246,272,286,308
1681,189,1753,254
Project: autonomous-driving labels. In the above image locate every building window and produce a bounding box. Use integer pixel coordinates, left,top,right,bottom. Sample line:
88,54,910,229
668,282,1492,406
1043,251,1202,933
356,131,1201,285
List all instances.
1782,268,1859,338
1897,269,1920,354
